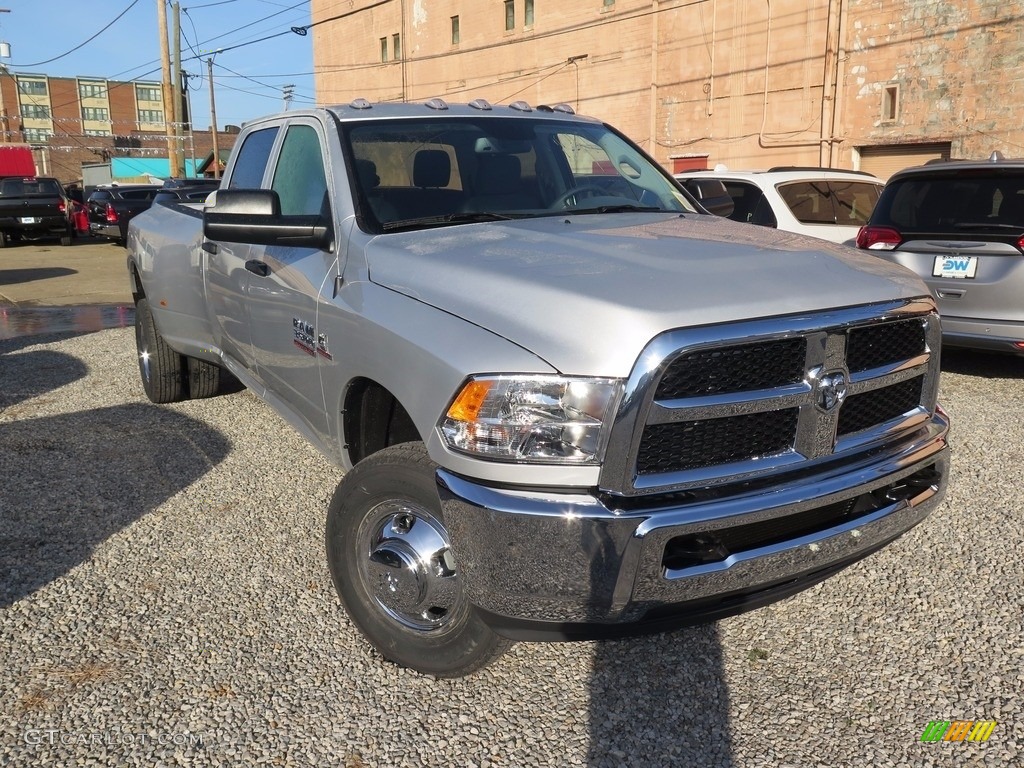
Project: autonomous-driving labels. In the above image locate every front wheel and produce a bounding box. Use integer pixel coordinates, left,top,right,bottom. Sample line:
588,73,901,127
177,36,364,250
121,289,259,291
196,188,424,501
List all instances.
326,443,513,677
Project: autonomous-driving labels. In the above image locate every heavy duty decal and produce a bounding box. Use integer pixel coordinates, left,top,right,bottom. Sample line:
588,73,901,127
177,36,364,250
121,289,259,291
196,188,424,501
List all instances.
293,317,332,359
293,318,316,356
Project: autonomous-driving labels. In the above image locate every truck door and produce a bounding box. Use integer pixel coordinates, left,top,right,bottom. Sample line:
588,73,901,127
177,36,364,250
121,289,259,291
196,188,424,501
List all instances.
246,120,334,440
204,125,279,369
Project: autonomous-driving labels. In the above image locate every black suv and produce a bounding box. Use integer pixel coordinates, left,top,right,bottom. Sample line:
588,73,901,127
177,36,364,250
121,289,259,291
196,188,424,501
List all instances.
857,155,1024,355
86,185,160,245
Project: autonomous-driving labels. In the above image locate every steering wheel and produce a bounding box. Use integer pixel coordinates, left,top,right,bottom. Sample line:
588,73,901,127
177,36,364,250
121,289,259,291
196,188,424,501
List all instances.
552,185,608,209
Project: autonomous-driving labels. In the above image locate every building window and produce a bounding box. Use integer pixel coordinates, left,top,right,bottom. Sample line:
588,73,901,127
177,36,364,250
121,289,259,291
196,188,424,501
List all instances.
451,15,460,45
136,86,162,102
504,0,515,31
22,104,51,119
380,37,388,62
79,82,107,99
84,129,112,137
603,0,614,8
525,0,534,26
392,33,401,60
138,109,163,124
23,127,52,142
882,84,899,122
18,78,48,96
82,107,109,121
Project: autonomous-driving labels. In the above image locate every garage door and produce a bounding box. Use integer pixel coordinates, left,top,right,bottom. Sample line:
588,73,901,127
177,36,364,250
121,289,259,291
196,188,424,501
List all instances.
858,143,952,180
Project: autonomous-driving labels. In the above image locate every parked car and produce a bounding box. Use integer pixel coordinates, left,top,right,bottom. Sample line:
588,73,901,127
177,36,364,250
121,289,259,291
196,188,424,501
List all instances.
161,177,221,191
0,176,74,247
151,186,217,207
676,167,883,245
86,185,161,244
856,155,1024,355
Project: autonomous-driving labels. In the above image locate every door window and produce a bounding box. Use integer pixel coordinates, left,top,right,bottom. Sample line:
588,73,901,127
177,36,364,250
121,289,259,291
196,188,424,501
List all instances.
271,124,328,216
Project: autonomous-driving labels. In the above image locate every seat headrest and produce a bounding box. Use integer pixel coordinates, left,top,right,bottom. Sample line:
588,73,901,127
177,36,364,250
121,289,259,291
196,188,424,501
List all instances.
476,154,522,195
413,150,451,188
354,158,380,190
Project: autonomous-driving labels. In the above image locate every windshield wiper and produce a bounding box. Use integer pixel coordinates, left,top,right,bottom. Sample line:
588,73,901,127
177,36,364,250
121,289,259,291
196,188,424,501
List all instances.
567,204,666,215
381,211,520,232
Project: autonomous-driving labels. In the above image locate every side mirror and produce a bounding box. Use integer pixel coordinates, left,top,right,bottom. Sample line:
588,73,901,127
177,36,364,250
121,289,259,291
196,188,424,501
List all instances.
203,188,332,250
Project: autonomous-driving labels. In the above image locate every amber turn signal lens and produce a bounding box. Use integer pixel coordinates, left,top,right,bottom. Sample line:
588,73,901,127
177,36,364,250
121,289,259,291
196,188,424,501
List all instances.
446,379,493,421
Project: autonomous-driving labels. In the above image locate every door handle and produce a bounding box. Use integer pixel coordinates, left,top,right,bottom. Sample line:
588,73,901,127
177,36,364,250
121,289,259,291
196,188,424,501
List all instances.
936,288,965,299
245,260,270,277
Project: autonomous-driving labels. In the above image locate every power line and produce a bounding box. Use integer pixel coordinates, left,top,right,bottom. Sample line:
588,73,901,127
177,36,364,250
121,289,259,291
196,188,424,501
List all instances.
8,1,141,67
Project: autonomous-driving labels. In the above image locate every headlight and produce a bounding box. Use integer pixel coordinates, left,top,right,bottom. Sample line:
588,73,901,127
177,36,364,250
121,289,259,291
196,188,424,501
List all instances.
439,375,621,464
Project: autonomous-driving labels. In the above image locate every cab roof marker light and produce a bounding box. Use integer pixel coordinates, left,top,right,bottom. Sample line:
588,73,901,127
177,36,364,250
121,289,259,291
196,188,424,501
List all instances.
469,98,492,111
509,101,533,112
349,98,372,110
425,98,449,111
553,103,576,115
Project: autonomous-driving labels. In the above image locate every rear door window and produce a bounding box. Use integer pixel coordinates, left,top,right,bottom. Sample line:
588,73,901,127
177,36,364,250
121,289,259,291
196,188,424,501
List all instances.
228,126,280,189
723,181,776,226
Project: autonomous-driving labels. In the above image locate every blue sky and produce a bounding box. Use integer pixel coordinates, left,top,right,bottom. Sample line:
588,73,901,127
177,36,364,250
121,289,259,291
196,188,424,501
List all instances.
1,0,315,129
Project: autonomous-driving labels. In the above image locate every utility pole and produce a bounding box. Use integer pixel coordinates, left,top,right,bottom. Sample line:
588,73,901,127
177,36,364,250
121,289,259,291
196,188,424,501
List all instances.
157,0,177,177
171,1,184,177
282,84,295,111
0,9,10,143
207,57,220,179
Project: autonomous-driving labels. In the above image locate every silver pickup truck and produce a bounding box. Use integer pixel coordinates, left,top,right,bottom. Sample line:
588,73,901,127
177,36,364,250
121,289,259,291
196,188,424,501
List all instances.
127,99,950,677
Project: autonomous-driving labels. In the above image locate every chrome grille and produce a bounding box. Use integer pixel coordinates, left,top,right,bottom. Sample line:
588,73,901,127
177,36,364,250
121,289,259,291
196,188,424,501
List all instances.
599,299,941,496
654,338,806,398
837,376,924,436
637,409,799,474
847,318,926,372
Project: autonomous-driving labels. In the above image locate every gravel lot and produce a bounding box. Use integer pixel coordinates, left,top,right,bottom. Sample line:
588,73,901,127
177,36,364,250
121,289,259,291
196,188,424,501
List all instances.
1,328,1021,767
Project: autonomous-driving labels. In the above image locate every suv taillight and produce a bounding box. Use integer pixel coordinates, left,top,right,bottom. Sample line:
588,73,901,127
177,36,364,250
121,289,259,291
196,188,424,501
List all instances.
1017,234,1024,251
856,225,902,250
105,203,118,223
58,200,67,214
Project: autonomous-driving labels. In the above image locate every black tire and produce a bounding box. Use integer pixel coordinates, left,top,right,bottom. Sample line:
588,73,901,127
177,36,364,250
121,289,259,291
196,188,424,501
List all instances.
134,297,185,403
326,442,513,677
187,356,221,399
59,233,72,246
0,231,6,249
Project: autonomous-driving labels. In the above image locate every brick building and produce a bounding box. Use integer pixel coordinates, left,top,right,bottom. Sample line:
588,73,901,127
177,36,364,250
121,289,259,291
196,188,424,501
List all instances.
310,0,1024,178
0,72,237,184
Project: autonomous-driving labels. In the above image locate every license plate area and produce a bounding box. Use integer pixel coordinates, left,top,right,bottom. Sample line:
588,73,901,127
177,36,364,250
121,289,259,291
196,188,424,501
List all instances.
19,216,39,224
932,254,978,279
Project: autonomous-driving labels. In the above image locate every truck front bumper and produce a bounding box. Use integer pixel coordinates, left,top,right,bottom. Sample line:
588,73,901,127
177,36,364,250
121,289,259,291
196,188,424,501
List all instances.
437,414,949,641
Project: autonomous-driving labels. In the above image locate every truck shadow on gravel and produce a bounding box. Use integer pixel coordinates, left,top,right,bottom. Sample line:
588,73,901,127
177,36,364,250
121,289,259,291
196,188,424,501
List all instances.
0,403,230,608
941,348,1024,379
588,626,733,767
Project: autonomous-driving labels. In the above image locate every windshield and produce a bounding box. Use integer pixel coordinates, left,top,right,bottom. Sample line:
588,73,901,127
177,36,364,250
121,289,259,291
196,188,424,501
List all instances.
341,117,694,231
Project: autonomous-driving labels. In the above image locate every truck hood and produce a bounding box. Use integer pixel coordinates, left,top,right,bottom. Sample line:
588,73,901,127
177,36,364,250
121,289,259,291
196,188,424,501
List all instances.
365,213,927,377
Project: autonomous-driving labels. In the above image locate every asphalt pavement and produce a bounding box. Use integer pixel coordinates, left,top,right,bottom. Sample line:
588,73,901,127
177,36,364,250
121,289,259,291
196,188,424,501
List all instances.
0,242,1022,766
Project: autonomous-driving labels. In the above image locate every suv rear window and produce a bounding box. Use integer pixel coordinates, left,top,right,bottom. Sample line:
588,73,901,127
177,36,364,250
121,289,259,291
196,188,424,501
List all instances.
873,173,1024,232
777,181,880,226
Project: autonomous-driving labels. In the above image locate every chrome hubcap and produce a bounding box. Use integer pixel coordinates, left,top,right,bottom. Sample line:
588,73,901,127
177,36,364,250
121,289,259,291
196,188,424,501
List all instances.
362,502,460,632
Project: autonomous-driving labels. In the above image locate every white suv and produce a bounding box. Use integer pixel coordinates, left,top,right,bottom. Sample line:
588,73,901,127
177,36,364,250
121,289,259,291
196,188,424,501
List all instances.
676,167,883,245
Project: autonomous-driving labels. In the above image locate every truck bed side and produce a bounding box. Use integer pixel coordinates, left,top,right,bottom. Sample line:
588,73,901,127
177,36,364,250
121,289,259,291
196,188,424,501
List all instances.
127,202,218,363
